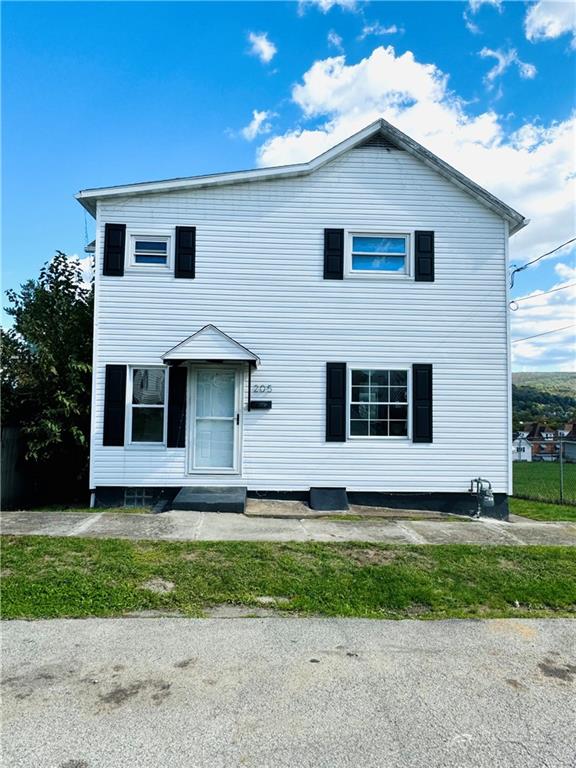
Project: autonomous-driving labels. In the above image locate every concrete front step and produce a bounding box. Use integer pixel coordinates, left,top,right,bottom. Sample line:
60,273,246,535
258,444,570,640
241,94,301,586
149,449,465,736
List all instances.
171,486,247,514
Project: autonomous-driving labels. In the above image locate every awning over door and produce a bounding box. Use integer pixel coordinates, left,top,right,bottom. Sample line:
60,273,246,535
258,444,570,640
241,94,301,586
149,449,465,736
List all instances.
162,324,261,368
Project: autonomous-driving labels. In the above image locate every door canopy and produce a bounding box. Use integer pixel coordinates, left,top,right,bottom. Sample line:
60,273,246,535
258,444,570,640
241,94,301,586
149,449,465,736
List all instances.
162,324,260,368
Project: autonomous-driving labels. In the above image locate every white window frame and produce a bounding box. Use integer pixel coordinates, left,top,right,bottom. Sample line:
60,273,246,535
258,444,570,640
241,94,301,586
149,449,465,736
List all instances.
125,365,168,447
345,230,414,279
127,231,173,270
347,365,411,440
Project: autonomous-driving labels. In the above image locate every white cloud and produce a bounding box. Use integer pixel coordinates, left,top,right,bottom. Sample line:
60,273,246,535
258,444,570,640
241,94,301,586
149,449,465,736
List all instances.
298,0,358,14
511,261,576,371
468,0,502,13
241,110,275,141
479,47,537,86
464,0,502,35
463,11,481,34
358,22,399,40
327,30,344,50
525,1,576,47
247,32,277,64
256,45,575,282
67,254,94,291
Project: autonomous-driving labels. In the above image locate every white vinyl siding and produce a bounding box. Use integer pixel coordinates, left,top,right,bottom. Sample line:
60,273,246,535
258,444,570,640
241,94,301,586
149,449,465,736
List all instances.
90,144,510,493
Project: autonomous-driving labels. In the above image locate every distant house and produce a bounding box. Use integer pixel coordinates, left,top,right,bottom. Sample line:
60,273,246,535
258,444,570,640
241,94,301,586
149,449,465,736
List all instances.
519,422,576,462
523,423,559,462
512,437,532,462
562,424,576,463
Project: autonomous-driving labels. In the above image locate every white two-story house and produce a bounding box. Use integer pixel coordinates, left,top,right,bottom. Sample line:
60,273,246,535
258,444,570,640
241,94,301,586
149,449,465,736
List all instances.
76,119,526,518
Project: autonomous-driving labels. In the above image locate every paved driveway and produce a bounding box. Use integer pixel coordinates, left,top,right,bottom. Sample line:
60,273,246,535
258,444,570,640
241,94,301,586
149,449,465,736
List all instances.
2,509,576,545
3,618,575,767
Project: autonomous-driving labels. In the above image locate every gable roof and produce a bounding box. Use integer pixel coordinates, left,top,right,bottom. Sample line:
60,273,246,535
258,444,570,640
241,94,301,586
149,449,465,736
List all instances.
75,118,527,234
162,324,260,367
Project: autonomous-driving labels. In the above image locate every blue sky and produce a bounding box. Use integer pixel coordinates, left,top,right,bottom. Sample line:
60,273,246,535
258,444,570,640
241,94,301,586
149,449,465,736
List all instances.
3,0,575,369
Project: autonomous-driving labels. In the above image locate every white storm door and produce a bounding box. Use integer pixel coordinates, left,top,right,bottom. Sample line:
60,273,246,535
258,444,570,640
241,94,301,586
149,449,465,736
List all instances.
190,369,239,472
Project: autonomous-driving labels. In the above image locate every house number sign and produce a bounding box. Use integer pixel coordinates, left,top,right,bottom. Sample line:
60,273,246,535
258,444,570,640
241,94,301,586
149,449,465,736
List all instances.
252,384,272,394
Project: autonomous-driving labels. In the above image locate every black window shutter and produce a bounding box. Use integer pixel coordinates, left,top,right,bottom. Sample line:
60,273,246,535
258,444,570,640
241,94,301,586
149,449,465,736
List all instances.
175,226,196,279
415,231,434,282
103,223,126,276
167,366,187,447
324,229,344,280
103,365,127,446
412,364,433,443
326,362,347,442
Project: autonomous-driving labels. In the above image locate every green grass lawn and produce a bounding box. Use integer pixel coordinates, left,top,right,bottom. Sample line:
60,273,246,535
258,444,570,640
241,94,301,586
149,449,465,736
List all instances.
2,535,575,621
509,498,576,522
513,461,576,504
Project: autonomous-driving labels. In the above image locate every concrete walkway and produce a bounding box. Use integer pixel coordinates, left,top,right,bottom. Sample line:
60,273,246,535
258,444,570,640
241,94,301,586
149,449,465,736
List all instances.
2,508,576,545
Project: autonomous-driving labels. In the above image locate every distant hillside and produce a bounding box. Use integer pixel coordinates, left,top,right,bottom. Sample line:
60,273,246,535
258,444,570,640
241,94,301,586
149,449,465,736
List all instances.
512,373,576,429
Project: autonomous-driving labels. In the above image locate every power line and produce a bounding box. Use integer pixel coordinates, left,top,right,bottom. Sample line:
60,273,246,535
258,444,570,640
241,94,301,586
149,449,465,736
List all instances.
509,282,576,310
509,237,576,288
511,323,576,344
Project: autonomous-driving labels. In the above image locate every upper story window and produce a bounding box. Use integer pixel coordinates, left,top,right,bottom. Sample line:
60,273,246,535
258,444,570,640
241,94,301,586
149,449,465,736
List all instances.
349,234,410,276
130,235,171,267
349,368,409,438
129,367,166,443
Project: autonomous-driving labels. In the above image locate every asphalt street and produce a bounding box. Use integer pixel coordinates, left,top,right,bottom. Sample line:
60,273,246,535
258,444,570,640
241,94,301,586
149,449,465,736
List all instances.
2,617,575,767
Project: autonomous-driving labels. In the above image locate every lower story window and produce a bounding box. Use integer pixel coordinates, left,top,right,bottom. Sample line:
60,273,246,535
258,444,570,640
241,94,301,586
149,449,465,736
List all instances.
131,367,166,443
350,368,408,437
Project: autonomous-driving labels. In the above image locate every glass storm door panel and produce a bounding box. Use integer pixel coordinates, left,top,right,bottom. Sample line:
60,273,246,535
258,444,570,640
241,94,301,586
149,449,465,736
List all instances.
193,370,237,469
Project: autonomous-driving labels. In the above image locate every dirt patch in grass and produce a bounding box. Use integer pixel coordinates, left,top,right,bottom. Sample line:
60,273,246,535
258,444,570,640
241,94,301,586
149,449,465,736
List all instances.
345,547,400,566
341,546,436,570
180,550,229,565
498,557,526,573
255,595,291,606
141,578,175,594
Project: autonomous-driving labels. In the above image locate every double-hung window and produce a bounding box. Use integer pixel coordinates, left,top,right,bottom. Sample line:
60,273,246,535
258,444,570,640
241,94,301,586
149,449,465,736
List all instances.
349,368,409,437
349,234,409,275
130,367,166,443
131,235,170,266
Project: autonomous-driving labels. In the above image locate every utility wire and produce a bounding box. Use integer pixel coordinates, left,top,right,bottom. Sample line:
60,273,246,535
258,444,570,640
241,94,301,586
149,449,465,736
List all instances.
509,282,576,310
509,237,576,288
511,323,576,344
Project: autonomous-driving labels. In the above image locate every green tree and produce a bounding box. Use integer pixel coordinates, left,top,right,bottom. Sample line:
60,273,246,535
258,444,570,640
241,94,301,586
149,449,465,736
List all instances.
2,252,94,501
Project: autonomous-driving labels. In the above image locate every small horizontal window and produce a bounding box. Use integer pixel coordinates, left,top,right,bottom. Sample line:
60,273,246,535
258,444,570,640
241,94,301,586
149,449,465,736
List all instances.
350,368,409,438
351,234,408,274
132,237,169,265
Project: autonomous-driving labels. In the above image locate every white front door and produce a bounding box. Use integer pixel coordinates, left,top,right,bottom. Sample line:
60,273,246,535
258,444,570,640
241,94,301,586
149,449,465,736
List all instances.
189,368,240,473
